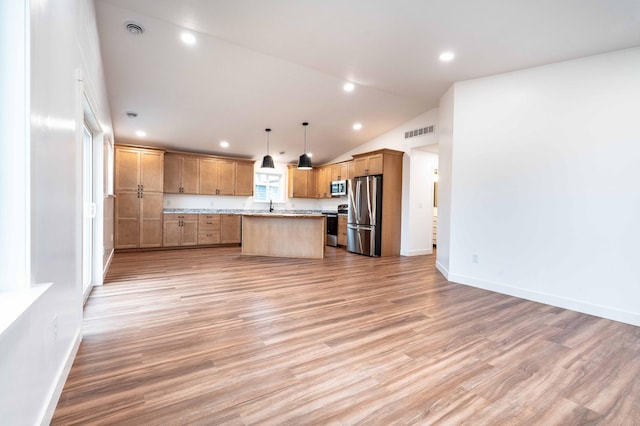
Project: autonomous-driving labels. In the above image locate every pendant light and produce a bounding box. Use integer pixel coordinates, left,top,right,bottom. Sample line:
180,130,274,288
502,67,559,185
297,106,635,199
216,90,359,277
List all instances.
297,122,312,170
261,128,275,169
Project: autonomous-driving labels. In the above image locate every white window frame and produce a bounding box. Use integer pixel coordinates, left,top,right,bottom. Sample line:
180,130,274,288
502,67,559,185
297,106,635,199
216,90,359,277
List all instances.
254,171,285,203
0,0,52,337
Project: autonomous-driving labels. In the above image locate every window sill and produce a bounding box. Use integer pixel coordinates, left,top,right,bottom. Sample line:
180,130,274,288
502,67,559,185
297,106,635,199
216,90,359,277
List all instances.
0,283,53,337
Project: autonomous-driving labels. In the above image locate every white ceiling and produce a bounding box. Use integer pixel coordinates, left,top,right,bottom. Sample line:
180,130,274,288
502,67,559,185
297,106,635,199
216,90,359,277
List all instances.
96,0,640,164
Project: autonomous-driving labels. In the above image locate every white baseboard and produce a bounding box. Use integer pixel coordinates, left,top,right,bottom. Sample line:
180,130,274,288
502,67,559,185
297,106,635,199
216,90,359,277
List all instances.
39,330,82,426
103,248,114,280
401,248,433,256
448,272,640,327
435,261,449,279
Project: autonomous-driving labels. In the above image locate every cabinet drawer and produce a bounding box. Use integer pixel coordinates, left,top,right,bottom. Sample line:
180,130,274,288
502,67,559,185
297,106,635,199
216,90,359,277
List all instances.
164,213,197,221
199,214,221,229
198,231,220,245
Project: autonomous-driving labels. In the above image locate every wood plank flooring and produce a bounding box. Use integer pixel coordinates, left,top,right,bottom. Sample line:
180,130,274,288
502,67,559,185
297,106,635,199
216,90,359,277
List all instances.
53,247,640,425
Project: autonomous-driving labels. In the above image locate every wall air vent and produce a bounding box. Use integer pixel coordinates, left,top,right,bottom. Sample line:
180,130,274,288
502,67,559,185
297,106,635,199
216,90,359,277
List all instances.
124,21,145,35
404,125,434,139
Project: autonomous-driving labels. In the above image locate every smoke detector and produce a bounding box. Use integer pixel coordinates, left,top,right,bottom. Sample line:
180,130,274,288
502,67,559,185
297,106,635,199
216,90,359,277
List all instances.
124,21,144,35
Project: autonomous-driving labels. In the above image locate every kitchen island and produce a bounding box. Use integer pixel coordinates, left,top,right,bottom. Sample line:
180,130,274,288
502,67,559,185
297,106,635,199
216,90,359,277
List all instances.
241,213,326,259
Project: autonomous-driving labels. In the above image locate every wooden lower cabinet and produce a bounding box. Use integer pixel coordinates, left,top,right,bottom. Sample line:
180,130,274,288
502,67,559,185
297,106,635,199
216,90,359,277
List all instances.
115,191,163,249
196,214,241,245
337,214,347,246
221,214,241,244
163,214,198,247
198,214,221,245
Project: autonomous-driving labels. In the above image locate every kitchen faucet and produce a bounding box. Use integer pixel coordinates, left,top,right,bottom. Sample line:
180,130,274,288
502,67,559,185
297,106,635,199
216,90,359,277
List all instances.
269,199,274,212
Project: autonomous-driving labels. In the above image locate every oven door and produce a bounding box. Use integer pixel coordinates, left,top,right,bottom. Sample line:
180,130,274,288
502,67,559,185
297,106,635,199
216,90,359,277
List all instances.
325,213,338,247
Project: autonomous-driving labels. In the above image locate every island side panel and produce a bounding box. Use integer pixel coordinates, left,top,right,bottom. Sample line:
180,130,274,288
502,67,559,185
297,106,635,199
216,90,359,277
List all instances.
242,215,326,259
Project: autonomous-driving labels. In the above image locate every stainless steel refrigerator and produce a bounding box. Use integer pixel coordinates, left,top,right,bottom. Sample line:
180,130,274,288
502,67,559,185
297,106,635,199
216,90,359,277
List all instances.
347,175,383,256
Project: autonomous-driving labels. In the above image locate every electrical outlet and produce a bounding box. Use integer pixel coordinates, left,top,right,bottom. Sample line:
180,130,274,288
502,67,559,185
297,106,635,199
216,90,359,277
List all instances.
166,200,171,206
472,253,479,263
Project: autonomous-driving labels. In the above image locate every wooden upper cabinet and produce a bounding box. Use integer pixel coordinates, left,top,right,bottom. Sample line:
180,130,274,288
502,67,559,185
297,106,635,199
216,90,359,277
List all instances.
198,158,219,195
235,161,254,196
164,154,198,194
330,162,349,181
346,160,355,179
352,153,384,177
217,160,236,195
316,166,331,199
288,165,317,198
198,157,236,195
115,146,164,192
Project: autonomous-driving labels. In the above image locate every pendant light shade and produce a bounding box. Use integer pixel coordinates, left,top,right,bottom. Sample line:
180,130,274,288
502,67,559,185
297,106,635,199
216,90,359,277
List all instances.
261,128,275,169
297,122,312,170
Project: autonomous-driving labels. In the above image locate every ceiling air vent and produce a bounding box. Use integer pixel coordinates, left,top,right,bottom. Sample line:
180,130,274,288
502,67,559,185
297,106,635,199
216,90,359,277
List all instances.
404,125,434,139
124,21,145,35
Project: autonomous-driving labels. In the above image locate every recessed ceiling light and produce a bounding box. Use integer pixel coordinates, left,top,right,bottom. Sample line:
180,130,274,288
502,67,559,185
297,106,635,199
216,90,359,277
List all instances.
439,51,455,62
307,152,313,158
353,122,362,130
220,141,229,148
181,32,196,46
343,82,355,92
135,130,146,137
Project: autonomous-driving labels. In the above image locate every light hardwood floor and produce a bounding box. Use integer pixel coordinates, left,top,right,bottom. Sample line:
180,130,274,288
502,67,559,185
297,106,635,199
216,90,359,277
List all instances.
53,247,640,425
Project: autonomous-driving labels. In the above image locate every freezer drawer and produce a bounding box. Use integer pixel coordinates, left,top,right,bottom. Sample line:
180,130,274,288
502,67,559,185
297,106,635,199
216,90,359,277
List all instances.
347,224,379,257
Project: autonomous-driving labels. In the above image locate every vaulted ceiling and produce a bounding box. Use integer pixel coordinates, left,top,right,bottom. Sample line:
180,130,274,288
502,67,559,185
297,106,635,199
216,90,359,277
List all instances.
96,0,640,164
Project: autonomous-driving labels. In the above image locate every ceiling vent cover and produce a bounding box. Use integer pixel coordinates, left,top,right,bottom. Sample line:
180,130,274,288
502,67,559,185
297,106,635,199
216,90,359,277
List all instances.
125,21,144,35
404,125,434,139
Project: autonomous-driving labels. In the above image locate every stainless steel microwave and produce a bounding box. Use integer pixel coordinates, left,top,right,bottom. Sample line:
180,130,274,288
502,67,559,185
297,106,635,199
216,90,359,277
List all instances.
330,180,347,197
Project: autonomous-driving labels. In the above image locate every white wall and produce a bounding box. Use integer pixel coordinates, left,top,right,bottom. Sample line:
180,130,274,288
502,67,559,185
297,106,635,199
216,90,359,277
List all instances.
436,86,455,276
401,150,439,256
0,0,114,423
445,47,640,326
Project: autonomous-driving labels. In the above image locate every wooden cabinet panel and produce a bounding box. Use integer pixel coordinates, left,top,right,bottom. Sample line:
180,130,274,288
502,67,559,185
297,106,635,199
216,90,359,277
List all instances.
316,166,331,199
181,156,199,194
367,154,384,175
221,215,241,243
352,157,368,177
235,162,254,196
217,160,236,195
115,192,140,249
338,215,347,246
198,215,221,245
165,154,198,194
140,192,164,247
163,154,182,193
352,153,384,177
140,150,164,192
115,146,164,249
116,146,164,192
115,148,140,192
347,160,354,179
288,165,316,198
181,218,198,246
197,158,237,195
163,214,198,246
330,163,349,181
198,158,219,195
